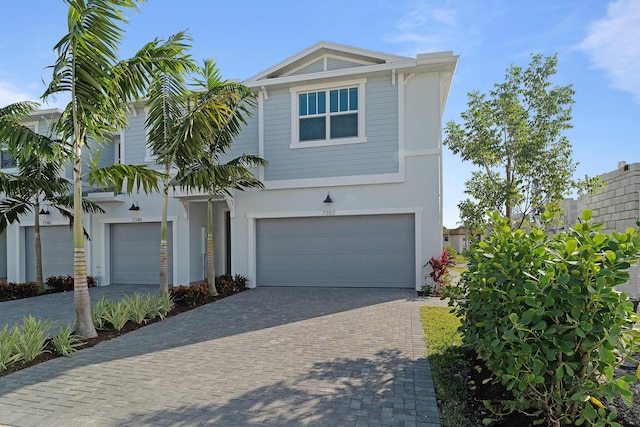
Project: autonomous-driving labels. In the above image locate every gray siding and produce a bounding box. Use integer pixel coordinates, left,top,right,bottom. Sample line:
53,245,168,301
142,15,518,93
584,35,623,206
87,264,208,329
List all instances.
124,107,148,165
290,59,324,76
219,109,260,164
263,76,398,181
327,57,365,71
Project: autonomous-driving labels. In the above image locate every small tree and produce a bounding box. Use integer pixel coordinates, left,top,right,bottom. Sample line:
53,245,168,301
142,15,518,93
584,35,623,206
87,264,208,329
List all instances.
172,60,266,296
0,102,104,291
445,54,581,230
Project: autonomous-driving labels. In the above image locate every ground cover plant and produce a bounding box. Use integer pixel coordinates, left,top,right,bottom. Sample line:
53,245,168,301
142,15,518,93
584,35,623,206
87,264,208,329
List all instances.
444,210,640,426
0,275,249,377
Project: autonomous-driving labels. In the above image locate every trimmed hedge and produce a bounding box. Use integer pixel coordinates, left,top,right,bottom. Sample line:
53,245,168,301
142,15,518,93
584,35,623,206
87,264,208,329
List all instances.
45,275,96,292
0,281,40,301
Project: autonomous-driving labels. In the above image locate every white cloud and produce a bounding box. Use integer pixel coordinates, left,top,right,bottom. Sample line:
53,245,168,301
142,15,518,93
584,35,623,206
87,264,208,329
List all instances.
386,1,485,56
0,82,39,108
580,0,640,103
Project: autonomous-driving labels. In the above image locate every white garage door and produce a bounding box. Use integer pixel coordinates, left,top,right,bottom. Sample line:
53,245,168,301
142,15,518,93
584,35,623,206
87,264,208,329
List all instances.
111,222,173,285
25,225,74,282
256,214,415,288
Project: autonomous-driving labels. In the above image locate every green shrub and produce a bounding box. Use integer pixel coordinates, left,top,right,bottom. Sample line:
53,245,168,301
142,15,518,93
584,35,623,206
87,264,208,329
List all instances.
122,293,153,324
445,211,640,426
91,297,111,329
12,315,53,362
100,300,131,330
45,275,96,292
0,281,40,301
0,325,21,370
147,293,174,320
52,323,85,357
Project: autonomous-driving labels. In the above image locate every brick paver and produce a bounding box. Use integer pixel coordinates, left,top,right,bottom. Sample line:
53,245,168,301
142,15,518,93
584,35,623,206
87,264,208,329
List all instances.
0,287,441,426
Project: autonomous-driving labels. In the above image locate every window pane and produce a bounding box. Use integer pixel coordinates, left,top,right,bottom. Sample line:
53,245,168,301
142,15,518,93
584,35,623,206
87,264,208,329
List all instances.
1,151,15,169
318,91,326,114
330,114,358,139
300,117,326,141
308,92,316,115
299,94,307,116
349,87,358,110
330,90,338,113
339,88,348,111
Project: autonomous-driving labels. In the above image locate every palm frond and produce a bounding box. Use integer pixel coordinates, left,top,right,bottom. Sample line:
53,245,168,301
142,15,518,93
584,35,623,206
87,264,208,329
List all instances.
87,164,164,195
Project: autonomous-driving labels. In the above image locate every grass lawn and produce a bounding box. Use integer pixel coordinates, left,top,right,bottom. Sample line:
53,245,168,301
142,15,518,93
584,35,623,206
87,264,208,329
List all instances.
421,306,480,426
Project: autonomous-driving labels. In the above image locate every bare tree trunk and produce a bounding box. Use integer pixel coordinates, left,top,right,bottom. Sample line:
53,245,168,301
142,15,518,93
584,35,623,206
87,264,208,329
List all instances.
159,176,169,295
34,201,44,291
73,139,97,339
207,197,217,296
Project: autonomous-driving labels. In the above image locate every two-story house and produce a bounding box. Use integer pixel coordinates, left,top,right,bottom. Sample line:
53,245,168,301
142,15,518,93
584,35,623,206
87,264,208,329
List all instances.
1,42,458,290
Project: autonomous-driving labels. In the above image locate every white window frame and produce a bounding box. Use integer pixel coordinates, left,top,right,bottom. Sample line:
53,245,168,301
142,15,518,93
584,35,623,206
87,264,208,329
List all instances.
290,78,367,149
1,121,38,172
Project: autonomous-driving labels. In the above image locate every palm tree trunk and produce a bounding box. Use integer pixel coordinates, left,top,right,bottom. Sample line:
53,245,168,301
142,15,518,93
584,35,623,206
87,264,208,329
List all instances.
159,176,169,295
207,197,217,296
34,200,44,292
73,138,97,339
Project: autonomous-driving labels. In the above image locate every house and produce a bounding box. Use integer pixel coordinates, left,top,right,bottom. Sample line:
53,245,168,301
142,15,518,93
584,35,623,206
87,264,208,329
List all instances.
445,227,472,254
1,41,458,290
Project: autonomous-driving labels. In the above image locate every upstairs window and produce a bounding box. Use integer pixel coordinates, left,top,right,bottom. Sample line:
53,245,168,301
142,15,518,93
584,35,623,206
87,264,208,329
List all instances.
0,150,15,169
291,79,366,148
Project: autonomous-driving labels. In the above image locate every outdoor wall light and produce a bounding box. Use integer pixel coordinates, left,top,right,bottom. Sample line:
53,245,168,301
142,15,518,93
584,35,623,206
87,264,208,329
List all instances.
128,201,140,211
39,208,50,215
323,192,333,204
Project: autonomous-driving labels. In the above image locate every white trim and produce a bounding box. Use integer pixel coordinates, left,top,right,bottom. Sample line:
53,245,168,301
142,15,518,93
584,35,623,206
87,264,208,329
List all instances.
99,216,179,286
246,207,423,289
263,172,404,190
398,74,406,184
258,90,265,182
282,53,374,77
289,78,367,148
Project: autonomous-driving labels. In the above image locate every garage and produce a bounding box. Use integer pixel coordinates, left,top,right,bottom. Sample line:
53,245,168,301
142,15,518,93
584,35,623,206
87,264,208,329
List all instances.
25,225,74,281
110,222,173,285
256,214,415,288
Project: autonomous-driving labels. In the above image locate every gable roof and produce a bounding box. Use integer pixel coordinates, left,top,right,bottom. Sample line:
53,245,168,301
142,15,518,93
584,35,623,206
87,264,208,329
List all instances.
246,41,412,82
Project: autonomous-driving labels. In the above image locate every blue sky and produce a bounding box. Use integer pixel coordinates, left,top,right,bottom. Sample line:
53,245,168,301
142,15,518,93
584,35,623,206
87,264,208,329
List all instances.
1,0,638,228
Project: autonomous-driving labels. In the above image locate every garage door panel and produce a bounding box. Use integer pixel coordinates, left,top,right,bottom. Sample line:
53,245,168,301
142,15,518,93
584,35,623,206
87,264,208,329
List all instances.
111,222,173,285
257,215,415,288
25,226,74,282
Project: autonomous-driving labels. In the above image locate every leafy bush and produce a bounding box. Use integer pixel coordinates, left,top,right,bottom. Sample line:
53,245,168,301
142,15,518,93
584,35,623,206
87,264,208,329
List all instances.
122,293,153,324
445,211,640,426
426,249,454,295
91,297,111,329
45,275,96,292
0,325,21,370
52,323,85,357
12,315,53,362
170,282,209,306
103,300,131,331
0,281,40,301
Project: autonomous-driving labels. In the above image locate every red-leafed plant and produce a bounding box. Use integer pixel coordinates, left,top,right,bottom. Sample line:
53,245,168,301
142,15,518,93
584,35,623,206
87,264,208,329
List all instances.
427,249,454,295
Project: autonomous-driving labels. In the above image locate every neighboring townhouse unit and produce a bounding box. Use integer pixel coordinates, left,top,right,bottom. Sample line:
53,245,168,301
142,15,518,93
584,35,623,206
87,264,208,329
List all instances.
2,41,458,290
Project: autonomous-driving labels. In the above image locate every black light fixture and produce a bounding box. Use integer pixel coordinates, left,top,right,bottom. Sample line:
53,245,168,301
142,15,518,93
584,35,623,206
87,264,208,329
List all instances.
128,201,140,211
39,208,50,215
323,192,333,204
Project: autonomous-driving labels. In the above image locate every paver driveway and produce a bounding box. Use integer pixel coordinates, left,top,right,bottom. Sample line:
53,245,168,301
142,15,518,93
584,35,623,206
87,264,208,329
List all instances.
0,287,441,426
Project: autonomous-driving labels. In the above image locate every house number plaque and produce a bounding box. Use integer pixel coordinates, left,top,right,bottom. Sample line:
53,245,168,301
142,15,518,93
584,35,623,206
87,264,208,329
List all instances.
322,210,335,216
131,217,143,222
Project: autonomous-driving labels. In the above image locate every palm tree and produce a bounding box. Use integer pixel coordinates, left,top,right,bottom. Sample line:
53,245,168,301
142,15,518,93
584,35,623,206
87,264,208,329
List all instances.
172,60,266,296
41,0,191,338
0,102,104,291
145,59,263,295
